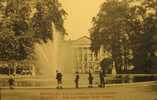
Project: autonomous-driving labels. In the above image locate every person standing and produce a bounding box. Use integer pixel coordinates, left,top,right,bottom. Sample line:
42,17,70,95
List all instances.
99,70,105,88
56,70,63,89
75,72,80,88
8,75,15,89
88,72,94,88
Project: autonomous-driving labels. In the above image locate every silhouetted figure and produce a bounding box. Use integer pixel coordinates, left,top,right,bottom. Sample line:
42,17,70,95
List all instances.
8,75,15,89
99,70,105,88
88,72,94,88
56,70,63,89
75,72,80,88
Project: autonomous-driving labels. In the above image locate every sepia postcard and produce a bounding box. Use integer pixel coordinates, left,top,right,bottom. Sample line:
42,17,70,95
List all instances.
0,0,157,100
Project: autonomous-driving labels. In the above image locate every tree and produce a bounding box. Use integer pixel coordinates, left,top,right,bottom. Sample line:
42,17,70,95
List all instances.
90,0,157,74
32,0,67,42
100,58,113,74
5,0,32,36
0,0,67,68
0,0,34,62
128,0,157,73
90,0,130,73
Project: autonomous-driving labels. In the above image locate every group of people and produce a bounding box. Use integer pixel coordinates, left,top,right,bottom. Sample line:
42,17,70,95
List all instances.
74,71,94,88
56,70,106,89
8,70,105,89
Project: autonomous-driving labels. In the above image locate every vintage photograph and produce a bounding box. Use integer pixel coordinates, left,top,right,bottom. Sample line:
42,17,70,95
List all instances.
0,0,157,100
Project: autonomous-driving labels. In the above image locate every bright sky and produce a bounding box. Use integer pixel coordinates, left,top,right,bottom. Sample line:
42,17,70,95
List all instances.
60,0,104,40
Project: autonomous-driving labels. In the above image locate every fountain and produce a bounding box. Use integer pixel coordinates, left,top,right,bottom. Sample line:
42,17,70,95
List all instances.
34,23,63,78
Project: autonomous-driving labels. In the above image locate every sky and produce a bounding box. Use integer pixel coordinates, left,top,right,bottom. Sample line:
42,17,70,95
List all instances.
60,0,104,40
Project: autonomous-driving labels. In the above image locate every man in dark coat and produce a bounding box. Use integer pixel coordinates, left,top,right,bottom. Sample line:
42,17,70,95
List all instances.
88,72,94,88
99,70,105,88
56,70,63,89
8,75,15,89
75,72,80,88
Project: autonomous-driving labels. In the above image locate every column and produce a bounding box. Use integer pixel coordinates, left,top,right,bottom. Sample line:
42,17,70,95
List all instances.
81,47,85,73
76,47,79,72
31,64,35,76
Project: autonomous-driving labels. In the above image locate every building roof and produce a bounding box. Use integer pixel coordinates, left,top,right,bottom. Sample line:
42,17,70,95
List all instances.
71,36,91,45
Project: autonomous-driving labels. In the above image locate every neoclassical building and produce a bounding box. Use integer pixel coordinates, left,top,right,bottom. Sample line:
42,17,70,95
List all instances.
62,36,107,73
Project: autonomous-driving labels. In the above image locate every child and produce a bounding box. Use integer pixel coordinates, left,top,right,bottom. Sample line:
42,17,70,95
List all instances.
75,72,80,88
88,72,94,88
56,70,63,89
8,75,15,89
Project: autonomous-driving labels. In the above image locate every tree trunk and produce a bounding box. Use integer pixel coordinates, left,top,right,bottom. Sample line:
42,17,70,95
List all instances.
111,43,123,74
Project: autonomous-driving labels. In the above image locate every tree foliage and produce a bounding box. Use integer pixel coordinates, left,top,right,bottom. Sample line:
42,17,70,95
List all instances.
128,0,157,73
0,0,66,63
90,0,157,73
90,0,130,73
0,0,33,62
32,0,67,41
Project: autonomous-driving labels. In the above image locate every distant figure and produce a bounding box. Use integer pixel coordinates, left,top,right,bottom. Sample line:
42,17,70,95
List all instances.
88,72,94,88
75,72,80,88
8,75,15,89
99,70,105,88
56,70,63,89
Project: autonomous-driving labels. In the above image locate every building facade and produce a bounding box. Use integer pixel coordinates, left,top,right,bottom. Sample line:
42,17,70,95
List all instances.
63,36,105,73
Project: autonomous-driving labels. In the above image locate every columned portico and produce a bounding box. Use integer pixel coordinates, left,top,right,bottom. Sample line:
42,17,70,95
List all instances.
66,36,102,73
